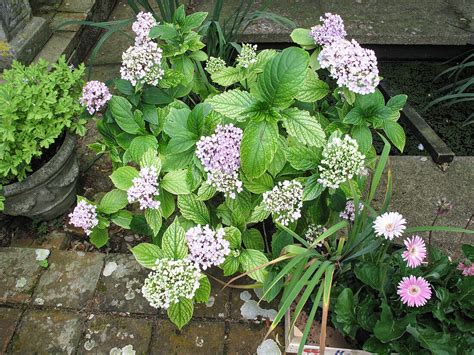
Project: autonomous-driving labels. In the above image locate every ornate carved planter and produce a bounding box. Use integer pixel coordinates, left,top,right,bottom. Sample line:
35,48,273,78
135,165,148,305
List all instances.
3,133,79,220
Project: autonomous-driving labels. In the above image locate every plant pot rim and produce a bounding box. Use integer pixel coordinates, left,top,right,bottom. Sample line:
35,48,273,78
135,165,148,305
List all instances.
3,132,76,197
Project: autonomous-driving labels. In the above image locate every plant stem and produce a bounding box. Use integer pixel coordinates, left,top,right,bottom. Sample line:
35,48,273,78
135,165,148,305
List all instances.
453,213,474,260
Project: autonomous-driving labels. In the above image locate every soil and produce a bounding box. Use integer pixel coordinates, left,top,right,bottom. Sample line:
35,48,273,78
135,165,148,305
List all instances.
379,61,474,156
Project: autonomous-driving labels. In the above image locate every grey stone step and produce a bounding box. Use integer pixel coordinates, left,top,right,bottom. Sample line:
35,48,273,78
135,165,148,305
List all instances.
196,0,473,45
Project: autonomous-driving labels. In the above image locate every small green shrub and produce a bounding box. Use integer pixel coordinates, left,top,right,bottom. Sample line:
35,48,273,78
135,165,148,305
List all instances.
0,56,86,184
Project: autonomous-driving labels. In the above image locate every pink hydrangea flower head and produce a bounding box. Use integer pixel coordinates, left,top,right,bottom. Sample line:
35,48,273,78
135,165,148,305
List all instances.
80,81,112,115
402,235,427,268
185,225,230,270
373,212,406,240
127,167,160,210
310,13,346,46
196,124,243,198
397,275,432,307
120,41,164,86
68,200,98,235
132,12,157,44
319,38,380,95
458,262,474,276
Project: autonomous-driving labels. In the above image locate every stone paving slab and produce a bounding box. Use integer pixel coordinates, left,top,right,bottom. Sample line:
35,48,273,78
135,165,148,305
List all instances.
0,248,42,304
374,156,474,256
0,307,22,354
10,310,83,354
196,0,473,45
94,254,157,314
194,270,231,319
226,321,284,354
79,314,152,354
151,320,226,354
33,251,104,308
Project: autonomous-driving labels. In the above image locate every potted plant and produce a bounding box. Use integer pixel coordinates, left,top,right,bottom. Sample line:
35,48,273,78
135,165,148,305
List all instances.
68,8,474,353
0,56,89,220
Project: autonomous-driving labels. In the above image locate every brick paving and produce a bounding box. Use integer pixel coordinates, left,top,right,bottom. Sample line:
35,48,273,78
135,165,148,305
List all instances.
0,247,283,354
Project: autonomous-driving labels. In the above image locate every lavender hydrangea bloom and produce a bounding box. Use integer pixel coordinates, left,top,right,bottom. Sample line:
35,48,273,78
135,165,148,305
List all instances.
196,124,243,198
186,225,230,270
340,200,364,222
127,167,160,210
310,13,346,46
79,81,112,115
319,38,380,95
132,12,157,44
120,41,164,86
68,200,98,235
263,180,303,226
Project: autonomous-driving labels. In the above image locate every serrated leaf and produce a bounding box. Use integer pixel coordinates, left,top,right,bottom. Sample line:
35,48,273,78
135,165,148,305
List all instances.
295,70,329,102
145,208,162,236
206,89,256,121
239,249,268,282
253,47,309,108
99,189,128,214
221,255,240,276
224,226,241,249
249,203,270,224
241,173,273,194
178,194,210,225
351,124,373,153
140,149,161,172
197,181,217,201
167,298,193,330
110,166,139,190
194,276,211,303
303,175,325,201
242,229,265,251
282,108,325,147
161,170,192,195
211,66,243,87
290,28,314,46
286,145,320,171
90,228,108,248
111,210,133,229
109,96,142,134
131,243,164,268
383,120,405,152
241,119,278,178
162,218,188,260
128,135,158,164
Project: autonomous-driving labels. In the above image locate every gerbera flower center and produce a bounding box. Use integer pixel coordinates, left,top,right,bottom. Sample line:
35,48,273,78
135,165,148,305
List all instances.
409,247,417,256
408,286,420,296
385,223,394,232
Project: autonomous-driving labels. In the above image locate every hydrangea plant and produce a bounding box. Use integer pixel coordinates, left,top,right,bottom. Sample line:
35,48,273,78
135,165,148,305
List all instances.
69,8,474,352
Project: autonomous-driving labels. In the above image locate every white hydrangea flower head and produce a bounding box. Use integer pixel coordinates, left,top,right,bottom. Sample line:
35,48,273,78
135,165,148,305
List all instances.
142,258,200,309
205,57,226,75
120,41,164,86
262,180,303,226
236,43,258,68
317,135,365,189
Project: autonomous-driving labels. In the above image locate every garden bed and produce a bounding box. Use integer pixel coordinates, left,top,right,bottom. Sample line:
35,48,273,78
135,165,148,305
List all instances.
379,61,473,156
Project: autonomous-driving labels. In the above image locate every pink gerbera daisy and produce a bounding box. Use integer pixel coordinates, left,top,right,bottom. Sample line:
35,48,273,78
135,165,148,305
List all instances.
457,262,474,276
373,212,406,240
397,276,432,307
402,236,426,268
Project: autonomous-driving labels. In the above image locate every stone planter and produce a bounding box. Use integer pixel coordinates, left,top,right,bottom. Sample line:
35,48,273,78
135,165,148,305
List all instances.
285,310,370,354
3,133,79,220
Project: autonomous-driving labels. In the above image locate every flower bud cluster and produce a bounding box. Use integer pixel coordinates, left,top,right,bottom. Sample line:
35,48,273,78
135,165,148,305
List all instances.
132,12,157,44
310,13,346,46
68,200,98,235
317,135,365,189
205,57,226,75
80,81,112,115
304,224,327,247
340,200,364,222
142,258,200,309
120,40,164,86
236,43,257,68
263,180,303,226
